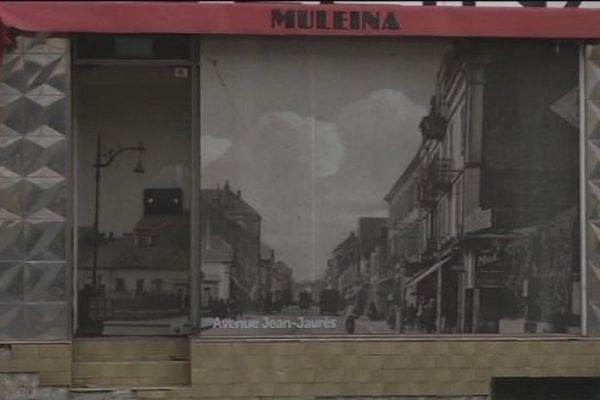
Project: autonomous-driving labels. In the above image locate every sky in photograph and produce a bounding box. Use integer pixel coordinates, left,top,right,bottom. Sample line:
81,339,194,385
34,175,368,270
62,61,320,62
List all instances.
200,37,448,282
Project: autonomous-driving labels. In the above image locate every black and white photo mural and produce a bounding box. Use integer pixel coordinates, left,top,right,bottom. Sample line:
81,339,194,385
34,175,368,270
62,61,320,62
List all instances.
66,35,582,337
198,37,581,336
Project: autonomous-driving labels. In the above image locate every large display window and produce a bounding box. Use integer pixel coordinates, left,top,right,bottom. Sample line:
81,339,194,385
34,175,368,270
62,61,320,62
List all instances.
197,37,580,336
74,35,194,336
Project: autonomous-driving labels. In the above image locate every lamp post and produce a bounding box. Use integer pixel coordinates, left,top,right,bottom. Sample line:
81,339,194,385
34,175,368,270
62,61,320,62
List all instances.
86,134,145,333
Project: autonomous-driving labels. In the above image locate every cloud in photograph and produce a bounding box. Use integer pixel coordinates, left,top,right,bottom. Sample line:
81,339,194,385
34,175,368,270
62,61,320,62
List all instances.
243,90,426,280
335,89,425,181
201,134,232,167
259,111,344,178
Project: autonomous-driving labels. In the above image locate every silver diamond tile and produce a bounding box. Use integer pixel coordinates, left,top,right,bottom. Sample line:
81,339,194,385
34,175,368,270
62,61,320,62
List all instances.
22,133,66,176
0,54,24,92
24,54,68,94
24,262,66,302
23,35,68,55
0,304,24,340
0,125,22,146
0,34,69,340
0,132,23,176
0,262,24,302
23,220,65,261
23,95,68,134
0,167,19,178
26,125,65,146
0,219,23,261
23,302,67,340
0,96,25,133
22,178,65,218
25,93,65,108
0,177,23,216
0,82,22,99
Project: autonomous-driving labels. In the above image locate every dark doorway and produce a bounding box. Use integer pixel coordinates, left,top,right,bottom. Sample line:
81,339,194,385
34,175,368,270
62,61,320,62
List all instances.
493,378,600,400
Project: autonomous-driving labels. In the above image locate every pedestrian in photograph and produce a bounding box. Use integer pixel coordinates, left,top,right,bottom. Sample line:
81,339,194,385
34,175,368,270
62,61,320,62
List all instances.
345,304,359,334
422,298,437,334
405,302,417,331
416,299,424,331
227,297,239,319
216,299,228,319
367,301,379,321
386,303,396,330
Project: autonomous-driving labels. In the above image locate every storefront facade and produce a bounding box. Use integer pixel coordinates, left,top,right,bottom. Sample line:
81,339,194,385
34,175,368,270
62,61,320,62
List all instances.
3,2,600,399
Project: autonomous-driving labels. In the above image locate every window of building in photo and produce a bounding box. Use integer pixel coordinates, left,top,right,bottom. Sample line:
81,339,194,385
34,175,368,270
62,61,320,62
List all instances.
114,278,126,294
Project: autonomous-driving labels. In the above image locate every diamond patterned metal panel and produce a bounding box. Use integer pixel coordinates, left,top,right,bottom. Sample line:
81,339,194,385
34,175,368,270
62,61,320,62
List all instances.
22,177,66,219
0,127,23,177
0,304,25,340
0,262,24,302
23,95,68,134
0,96,25,132
0,177,22,216
24,220,65,261
23,127,66,176
0,53,25,92
24,54,68,94
0,219,23,260
0,33,70,340
23,302,67,340
23,35,68,55
24,262,66,302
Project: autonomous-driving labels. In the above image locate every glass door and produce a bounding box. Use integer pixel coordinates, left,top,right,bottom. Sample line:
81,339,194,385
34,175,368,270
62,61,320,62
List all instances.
74,35,194,336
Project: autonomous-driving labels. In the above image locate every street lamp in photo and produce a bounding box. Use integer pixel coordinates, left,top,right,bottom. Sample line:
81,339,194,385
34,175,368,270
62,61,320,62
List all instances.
85,134,145,334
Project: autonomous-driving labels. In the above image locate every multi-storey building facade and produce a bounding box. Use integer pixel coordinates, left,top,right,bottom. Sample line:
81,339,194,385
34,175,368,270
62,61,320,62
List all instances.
327,232,359,297
201,183,262,310
386,41,580,335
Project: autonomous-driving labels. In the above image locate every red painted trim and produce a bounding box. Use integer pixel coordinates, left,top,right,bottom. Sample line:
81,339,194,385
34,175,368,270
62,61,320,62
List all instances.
0,2,599,38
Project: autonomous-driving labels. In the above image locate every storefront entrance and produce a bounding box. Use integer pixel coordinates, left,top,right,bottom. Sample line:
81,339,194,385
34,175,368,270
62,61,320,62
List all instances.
73,35,196,336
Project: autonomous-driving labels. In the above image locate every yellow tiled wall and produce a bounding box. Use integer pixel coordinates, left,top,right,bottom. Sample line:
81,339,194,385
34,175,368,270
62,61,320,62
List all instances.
1,338,600,399
0,343,71,386
71,339,190,387
191,339,600,398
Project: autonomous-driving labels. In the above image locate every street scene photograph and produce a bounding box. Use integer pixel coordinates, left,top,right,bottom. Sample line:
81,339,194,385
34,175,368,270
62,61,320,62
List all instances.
197,37,581,336
73,37,581,336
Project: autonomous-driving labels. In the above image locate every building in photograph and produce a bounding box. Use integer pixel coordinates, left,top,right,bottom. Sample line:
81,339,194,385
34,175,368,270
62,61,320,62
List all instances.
357,217,387,277
200,233,233,307
356,217,387,316
201,183,262,311
385,41,580,334
258,242,275,311
364,231,389,317
272,260,293,305
78,189,190,334
327,232,359,303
